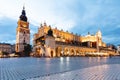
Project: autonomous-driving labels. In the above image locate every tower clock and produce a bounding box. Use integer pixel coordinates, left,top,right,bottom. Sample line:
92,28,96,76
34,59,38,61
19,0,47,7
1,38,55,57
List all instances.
16,6,30,53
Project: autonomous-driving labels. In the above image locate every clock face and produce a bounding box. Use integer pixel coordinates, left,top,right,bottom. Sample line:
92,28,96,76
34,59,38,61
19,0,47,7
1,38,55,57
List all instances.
23,24,27,27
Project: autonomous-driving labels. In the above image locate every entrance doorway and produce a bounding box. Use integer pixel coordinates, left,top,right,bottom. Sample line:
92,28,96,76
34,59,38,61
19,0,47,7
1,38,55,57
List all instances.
51,51,53,57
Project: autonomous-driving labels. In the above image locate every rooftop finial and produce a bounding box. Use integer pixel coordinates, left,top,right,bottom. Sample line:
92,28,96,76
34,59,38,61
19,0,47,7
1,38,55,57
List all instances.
40,23,43,27
44,21,47,26
20,5,27,22
22,5,26,16
23,3,25,10
23,6,25,10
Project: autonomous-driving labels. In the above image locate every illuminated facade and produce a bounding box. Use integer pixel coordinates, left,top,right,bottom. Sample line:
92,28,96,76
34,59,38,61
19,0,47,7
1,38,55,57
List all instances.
33,23,115,57
16,6,30,53
81,31,106,48
34,23,104,46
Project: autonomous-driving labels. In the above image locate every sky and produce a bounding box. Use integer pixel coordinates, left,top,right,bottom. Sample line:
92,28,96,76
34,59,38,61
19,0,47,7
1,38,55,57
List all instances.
0,0,120,46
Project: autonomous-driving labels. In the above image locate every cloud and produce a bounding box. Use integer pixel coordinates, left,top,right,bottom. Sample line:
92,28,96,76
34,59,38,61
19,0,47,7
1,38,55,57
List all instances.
117,25,120,28
0,33,15,44
103,36,120,45
0,0,120,46
0,0,79,30
4,40,16,44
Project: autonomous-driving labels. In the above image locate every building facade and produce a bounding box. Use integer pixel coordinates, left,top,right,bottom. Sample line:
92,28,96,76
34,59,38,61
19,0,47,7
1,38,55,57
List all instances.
0,43,13,54
33,23,104,47
16,6,30,53
33,23,115,57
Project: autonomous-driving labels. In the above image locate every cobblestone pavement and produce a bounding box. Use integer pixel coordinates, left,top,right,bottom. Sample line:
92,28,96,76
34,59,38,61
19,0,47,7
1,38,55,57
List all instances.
27,64,120,80
0,57,120,80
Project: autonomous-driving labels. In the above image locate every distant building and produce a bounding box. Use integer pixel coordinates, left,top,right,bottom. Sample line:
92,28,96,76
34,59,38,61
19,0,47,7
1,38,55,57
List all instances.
11,44,15,53
117,45,120,54
0,43,13,53
16,6,30,53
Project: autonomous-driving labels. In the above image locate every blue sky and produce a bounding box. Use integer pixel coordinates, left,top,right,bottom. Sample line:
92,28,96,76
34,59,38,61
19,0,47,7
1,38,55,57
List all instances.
0,0,120,45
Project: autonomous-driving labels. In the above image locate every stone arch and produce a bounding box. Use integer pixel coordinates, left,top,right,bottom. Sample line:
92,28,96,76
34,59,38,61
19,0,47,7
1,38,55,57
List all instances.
36,47,42,57
70,48,74,56
76,49,79,56
50,50,54,57
64,48,69,56
79,48,84,56
56,46,62,57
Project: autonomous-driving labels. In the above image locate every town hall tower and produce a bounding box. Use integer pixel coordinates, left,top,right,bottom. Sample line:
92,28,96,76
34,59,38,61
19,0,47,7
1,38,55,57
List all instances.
16,6,30,53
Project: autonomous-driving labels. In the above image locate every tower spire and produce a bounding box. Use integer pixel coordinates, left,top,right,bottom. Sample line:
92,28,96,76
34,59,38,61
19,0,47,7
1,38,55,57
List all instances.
20,6,27,22
23,3,25,9
23,5,25,10
22,5,26,16
44,21,47,26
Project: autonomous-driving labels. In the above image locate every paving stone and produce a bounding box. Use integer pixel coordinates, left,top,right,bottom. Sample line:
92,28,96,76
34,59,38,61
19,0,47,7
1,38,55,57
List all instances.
0,57,120,80
27,64,120,80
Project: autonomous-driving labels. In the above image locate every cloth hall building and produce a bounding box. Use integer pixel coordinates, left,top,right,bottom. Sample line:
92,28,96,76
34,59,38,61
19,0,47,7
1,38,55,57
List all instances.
33,23,115,57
